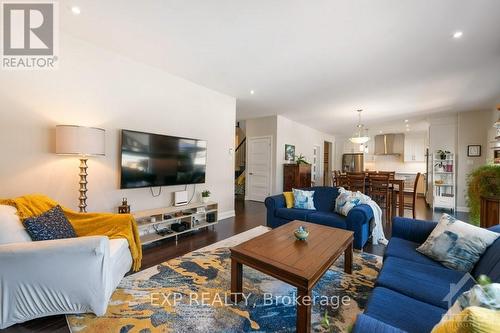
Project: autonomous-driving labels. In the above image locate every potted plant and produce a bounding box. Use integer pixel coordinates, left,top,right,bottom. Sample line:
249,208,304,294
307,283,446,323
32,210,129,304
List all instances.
436,150,450,160
467,165,500,225
434,161,445,172
201,190,211,203
295,154,309,165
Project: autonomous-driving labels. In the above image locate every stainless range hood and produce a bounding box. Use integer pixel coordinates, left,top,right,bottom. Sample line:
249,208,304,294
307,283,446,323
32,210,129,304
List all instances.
374,134,404,155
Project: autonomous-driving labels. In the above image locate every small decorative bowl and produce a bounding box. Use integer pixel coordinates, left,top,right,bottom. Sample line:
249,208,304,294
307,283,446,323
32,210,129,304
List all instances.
294,226,309,241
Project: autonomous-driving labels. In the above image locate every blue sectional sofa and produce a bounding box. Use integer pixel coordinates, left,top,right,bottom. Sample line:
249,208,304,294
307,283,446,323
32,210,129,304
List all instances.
264,186,374,249
353,217,500,333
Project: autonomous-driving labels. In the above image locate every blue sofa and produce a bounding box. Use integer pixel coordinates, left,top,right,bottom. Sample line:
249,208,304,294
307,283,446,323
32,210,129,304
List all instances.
264,186,373,249
353,217,500,333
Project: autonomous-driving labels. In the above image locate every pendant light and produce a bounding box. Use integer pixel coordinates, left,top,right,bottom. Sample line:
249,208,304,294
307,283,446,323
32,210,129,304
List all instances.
349,110,370,144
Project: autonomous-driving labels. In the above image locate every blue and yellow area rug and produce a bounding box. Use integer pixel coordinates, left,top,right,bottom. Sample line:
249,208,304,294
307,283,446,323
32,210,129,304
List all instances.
67,229,382,332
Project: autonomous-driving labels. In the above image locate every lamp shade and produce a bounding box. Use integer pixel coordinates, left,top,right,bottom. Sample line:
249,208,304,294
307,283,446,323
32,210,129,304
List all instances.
56,125,105,156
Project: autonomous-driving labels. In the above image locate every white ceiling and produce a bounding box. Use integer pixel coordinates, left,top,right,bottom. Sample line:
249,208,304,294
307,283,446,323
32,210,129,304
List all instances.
61,0,500,135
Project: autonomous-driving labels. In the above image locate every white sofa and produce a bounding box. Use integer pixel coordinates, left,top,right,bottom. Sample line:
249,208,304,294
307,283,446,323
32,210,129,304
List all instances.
0,204,132,329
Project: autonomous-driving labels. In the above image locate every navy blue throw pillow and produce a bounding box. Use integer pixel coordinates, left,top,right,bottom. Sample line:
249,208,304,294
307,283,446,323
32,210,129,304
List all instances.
23,205,77,241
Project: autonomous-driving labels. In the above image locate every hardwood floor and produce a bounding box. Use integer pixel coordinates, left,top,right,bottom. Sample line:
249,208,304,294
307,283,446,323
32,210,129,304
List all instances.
2,197,463,333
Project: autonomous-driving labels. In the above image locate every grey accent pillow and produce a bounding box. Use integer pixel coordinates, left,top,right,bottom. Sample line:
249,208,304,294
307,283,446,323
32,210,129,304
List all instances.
23,205,77,241
417,214,499,272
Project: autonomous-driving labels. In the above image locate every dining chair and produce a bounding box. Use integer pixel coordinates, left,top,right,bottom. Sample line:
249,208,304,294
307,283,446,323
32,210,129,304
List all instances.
377,171,395,179
378,171,396,210
368,173,391,223
347,172,366,193
332,170,340,186
365,171,378,187
394,172,421,219
337,172,349,188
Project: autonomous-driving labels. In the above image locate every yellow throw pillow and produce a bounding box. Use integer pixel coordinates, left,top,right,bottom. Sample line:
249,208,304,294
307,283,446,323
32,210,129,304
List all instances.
283,192,294,208
431,306,500,333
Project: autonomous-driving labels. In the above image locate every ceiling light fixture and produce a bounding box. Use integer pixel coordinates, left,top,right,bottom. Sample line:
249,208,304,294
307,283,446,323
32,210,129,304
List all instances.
404,119,409,123
71,6,81,15
250,90,255,95
349,110,370,144
453,31,463,39
406,124,410,127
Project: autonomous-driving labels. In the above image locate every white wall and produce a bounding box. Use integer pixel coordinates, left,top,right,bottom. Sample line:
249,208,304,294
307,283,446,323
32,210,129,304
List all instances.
428,114,458,155
456,110,492,211
0,34,236,216
275,115,335,194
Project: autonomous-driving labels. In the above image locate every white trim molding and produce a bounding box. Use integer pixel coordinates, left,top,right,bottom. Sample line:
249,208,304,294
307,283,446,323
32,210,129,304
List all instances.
456,206,470,213
219,210,236,220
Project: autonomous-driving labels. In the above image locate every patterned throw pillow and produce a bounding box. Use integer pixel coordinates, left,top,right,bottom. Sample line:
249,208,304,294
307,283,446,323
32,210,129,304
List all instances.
23,205,77,241
292,189,316,210
417,214,499,272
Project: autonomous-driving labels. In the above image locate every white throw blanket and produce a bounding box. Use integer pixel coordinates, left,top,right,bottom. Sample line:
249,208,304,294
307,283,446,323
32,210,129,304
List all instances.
335,187,388,245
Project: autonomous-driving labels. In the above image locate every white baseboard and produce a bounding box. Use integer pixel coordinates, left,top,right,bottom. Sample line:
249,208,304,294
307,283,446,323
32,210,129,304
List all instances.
219,210,236,220
456,206,470,213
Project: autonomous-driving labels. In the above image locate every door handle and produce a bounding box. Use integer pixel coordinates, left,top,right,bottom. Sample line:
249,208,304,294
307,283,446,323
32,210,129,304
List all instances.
249,172,254,175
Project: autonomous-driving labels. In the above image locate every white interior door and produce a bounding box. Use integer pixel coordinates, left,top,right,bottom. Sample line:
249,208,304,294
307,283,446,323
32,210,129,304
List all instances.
312,145,321,185
247,136,272,202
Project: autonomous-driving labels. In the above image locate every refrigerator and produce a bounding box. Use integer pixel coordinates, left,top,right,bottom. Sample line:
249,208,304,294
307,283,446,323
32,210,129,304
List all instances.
342,153,364,172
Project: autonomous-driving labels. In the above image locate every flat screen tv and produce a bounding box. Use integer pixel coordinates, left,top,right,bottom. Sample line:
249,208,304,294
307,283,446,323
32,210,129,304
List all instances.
120,130,207,189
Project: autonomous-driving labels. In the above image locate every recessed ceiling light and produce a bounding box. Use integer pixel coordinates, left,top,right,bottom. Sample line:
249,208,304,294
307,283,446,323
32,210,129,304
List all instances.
250,90,255,95
71,6,81,15
453,31,463,39
406,128,411,132
379,130,383,134
406,124,410,127
404,119,409,123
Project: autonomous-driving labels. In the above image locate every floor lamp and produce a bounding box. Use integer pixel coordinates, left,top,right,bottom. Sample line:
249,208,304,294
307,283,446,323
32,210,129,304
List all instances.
56,125,106,212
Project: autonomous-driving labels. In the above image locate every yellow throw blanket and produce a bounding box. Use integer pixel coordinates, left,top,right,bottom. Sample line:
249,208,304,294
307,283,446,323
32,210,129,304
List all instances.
0,194,142,271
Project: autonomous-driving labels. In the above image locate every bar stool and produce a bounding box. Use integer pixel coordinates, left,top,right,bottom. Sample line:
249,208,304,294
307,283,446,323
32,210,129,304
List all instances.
347,172,366,193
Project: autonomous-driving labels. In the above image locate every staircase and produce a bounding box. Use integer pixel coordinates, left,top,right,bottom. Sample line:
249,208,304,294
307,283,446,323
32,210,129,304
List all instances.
235,137,246,196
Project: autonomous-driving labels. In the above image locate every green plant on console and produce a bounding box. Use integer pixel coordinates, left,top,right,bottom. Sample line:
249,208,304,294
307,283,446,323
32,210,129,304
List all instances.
201,190,211,198
467,165,500,225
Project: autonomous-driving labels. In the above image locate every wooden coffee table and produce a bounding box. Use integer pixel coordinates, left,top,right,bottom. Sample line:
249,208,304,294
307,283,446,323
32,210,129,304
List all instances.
230,220,354,333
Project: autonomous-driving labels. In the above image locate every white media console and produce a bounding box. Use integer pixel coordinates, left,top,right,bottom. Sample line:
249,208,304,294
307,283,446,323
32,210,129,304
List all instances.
133,201,219,246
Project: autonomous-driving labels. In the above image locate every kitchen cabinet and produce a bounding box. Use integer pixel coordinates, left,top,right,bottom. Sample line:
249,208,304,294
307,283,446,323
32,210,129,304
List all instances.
404,133,427,162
